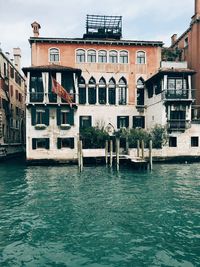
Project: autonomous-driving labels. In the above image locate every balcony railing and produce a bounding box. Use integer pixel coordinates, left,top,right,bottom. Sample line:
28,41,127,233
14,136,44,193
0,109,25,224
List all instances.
162,89,195,101
167,119,191,131
27,92,77,105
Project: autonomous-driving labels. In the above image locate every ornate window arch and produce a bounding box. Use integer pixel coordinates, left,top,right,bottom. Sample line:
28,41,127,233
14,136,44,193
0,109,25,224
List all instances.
78,76,86,104
108,78,116,105
119,50,128,64
98,77,106,104
136,51,146,64
87,50,96,63
118,77,127,105
137,77,145,106
76,49,86,63
49,48,60,62
88,77,96,104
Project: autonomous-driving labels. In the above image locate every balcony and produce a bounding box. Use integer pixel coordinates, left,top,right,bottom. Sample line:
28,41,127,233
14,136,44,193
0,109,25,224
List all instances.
162,89,195,101
167,119,191,131
27,92,77,106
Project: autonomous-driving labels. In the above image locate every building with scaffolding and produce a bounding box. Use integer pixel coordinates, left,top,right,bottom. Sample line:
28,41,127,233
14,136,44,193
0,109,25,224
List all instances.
0,48,26,158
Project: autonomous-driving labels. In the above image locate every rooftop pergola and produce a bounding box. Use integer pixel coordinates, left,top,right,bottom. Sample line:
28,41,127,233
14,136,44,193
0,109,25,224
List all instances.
84,15,122,40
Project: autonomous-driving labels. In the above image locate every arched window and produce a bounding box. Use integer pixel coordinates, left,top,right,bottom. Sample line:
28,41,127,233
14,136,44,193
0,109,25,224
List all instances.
137,78,145,106
109,50,118,63
88,77,96,104
108,78,116,105
119,51,128,64
87,50,96,63
76,49,85,63
49,48,59,62
98,50,107,63
78,77,86,104
137,51,146,64
98,77,106,104
118,77,127,105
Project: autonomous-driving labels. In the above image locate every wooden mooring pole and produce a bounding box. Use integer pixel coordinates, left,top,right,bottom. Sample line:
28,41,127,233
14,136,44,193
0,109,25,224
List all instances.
137,140,140,157
141,140,144,160
149,140,153,171
110,140,113,167
78,140,83,172
105,140,108,165
116,138,120,171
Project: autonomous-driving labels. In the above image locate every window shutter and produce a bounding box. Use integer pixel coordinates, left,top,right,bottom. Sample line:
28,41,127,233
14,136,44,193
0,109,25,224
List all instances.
88,116,92,127
117,117,120,129
57,107,61,126
68,108,74,126
31,107,36,126
70,138,74,149
32,138,37,149
44,108,50,126
45,138,50,149
57,138,61,149
126,117,129,128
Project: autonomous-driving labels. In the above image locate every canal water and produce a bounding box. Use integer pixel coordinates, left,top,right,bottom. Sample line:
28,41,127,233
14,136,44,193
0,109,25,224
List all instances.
0,160,199,267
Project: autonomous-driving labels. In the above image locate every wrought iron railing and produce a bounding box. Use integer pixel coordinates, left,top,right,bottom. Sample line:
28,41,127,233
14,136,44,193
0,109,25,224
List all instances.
28,92,77,104
167,119,191,130
162,89,195,100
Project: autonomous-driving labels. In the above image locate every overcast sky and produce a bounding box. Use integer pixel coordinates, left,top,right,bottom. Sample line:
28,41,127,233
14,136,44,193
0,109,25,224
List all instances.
0,0,194,68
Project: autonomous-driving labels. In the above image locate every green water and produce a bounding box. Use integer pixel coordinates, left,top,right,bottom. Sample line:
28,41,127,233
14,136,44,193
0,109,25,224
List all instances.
0,161,199,267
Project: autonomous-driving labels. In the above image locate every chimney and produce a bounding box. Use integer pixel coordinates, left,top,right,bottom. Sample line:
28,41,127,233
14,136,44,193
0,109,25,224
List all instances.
13,48,21,71
171,34,177,46
31,21,41,37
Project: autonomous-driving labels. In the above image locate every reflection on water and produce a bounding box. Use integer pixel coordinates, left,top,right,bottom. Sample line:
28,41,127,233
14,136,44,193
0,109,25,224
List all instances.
0,160,200,266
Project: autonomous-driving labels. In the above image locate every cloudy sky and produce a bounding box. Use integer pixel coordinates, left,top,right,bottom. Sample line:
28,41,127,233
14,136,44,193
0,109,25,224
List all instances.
0,0,194,67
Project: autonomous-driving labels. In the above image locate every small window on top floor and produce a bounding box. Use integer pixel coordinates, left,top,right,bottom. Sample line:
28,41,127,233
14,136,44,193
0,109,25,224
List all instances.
119,51,128,63
109,50,118,63
137,51,146,64
87,50,96,63
98,50,107,63
76,49,85,63
49,48,60,62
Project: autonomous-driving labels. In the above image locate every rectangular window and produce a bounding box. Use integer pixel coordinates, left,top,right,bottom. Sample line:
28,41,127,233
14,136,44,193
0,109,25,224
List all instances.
57,138,74,149
10,67,14,78
32,138,50,149
10,85,13,97
133,116,145,129
30,72,44,102
36,110,45,124
191,137,199,147
61,111,69,125
16,90,19,100
169,137,177,147
31,107,49,126
117,116,129,129
80,116,92,128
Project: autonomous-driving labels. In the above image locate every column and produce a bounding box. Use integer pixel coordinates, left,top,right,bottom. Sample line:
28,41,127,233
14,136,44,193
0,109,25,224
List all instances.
86,84,89,105
96,85,99,105
56,72,62,104
106,84,109,105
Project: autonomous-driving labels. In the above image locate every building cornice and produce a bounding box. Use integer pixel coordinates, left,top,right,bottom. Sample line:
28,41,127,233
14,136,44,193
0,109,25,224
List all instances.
29,37,163,47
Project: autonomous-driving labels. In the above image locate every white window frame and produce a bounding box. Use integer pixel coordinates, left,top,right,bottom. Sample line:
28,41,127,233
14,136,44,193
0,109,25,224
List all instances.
49,48,60,63
119,50,129,64
136,50,146,64
76,49,86,63
87,49,97,63
109,50,118,63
